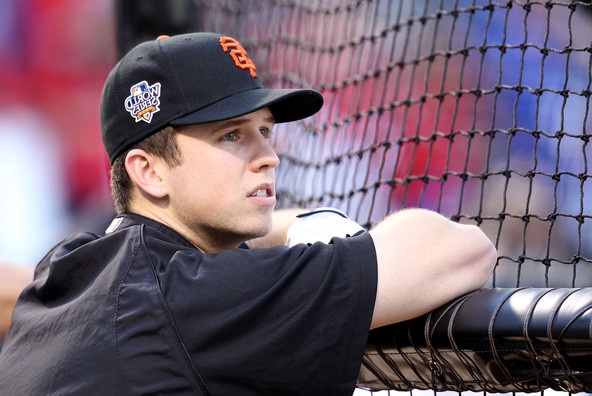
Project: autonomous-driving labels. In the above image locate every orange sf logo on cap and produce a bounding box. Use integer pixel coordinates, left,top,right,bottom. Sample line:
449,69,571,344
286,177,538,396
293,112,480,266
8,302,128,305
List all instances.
219,36,257,78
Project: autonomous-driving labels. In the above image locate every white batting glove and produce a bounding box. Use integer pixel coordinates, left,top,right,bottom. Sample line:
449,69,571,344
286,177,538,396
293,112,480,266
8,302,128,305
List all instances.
285,207,365,247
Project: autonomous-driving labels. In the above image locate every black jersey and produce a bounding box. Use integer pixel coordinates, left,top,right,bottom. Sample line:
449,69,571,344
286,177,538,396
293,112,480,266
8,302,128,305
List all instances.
0,213,377,395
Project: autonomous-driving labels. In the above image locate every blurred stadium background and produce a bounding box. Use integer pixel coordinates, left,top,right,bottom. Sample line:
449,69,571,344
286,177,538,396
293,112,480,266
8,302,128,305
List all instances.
0,0,115,265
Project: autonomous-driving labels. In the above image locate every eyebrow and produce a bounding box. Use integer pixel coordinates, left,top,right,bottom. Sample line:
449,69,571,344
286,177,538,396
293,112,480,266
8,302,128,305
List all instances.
214,114,276,130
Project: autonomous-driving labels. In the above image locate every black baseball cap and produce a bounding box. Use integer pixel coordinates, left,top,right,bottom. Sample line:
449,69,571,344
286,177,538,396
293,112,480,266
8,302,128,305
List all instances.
100,32,323,163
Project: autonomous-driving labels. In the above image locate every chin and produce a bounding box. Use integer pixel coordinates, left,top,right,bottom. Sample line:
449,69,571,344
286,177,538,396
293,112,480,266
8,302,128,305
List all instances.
252,224,272,239
249,217,273,238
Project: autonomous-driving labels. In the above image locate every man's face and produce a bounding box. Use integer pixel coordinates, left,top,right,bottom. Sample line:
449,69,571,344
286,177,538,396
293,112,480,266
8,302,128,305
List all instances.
162,107,280,252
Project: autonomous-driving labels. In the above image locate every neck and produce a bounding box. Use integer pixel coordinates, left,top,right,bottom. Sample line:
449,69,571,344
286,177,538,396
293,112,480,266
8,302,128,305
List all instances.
128,205,245,253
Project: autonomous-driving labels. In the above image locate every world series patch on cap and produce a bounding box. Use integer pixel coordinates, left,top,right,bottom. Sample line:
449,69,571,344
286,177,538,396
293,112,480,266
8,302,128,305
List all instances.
100,32,324,163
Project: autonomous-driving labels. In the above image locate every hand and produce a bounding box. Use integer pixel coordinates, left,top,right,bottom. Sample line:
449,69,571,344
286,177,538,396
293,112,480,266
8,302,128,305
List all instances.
285,207,365,247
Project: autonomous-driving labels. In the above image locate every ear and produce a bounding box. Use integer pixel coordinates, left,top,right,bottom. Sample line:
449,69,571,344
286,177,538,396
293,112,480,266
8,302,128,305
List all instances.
125,149,169,199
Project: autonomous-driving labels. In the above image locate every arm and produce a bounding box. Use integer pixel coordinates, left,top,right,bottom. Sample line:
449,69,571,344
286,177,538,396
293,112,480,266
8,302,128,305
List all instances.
369,208,497,329
0,262,33,338
247,207,365,248
246,208,307,248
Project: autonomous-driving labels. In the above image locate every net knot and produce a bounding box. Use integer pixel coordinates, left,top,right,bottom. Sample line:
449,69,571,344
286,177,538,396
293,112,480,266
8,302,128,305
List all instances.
541,258,551,267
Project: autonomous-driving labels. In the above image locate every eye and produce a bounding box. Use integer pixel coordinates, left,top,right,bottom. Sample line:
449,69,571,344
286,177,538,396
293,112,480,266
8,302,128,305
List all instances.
260,127,272,139
221,131,239,142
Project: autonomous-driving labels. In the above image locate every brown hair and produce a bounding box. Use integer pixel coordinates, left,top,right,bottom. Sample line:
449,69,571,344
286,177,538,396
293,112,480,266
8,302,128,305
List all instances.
110,125,182,214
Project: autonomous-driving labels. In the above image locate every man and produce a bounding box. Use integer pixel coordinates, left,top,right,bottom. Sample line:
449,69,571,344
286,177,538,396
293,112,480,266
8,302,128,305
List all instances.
0,33,496,395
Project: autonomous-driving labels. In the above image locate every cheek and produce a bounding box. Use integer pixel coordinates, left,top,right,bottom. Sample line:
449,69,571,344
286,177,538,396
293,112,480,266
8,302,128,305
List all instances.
175,145,248,195
183,156,244,195
202,151,247,179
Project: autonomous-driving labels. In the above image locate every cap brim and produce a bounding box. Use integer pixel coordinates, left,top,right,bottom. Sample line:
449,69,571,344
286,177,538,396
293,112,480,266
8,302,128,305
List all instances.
170,88,323,126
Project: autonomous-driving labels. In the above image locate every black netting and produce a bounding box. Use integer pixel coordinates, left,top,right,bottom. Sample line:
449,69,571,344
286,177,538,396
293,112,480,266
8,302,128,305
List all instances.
196,0,592,289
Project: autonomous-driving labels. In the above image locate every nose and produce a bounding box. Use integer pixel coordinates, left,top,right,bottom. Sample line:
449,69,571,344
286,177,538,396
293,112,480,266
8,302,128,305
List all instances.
250,133,280,171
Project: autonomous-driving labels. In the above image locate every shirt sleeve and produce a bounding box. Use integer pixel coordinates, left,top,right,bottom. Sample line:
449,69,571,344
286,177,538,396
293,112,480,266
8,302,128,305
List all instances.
152,231,378,395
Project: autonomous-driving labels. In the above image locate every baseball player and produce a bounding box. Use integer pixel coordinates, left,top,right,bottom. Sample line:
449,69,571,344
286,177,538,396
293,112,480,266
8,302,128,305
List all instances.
0,33,496,395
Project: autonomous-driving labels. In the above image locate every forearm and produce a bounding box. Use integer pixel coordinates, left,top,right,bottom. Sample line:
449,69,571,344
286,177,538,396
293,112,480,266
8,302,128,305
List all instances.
246,208,307,248
247,206,364,248
369,208,497,328
0,262,33,338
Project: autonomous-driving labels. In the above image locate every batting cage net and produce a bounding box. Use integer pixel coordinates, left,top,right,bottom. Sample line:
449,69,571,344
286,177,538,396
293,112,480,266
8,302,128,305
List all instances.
188,0,592,393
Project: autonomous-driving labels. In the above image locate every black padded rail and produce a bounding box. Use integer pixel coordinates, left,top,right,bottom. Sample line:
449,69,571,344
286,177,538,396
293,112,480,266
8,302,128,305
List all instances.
358,288,592,392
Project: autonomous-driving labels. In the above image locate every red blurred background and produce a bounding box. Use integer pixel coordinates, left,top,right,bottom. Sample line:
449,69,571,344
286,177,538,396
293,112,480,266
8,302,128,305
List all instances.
0,0,116,263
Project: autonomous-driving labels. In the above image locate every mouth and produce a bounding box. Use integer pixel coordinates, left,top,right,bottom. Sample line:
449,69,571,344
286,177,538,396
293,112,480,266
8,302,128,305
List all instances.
250,188,272,198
